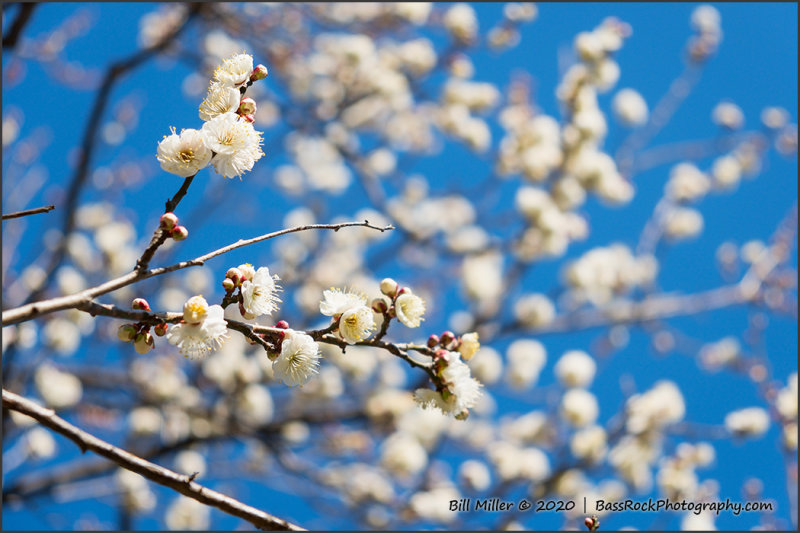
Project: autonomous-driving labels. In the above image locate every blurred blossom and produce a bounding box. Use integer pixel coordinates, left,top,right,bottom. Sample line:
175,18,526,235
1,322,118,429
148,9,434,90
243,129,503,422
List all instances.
711,101,744,130
725,407,770,437
34,364,83,409
165,496,210,530
612,88,648,126
505,339,546,389
663,206,704,240
554,350,596,388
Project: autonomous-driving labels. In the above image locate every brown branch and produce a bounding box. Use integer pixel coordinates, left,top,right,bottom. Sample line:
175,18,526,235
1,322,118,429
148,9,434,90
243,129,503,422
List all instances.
2,220,394,326
20,4,204,309
1,204,56,220
1,389,305,531
2,3,37,50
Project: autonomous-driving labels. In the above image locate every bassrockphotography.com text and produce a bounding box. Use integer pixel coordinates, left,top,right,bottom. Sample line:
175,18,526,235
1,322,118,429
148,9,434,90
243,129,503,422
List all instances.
449,497,773,516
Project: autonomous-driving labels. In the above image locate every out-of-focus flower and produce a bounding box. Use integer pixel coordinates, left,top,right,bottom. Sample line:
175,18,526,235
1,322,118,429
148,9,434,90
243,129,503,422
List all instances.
612,88,648,126
725,407,770,437
554,350,597,388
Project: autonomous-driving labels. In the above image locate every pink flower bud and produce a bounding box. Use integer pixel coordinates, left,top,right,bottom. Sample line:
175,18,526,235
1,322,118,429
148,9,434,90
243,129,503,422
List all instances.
242,114,255,123
238,97,257,116
250,64,269,81
440,330,455,347
276,320,289,329
132,298,150,311
226,267,243,285
117,324,137,342
427,334,440,348
371,297,389,314
222,278,236,292
237,264,255,282
160,212,178,231
153,323,168,337
171,225,189,241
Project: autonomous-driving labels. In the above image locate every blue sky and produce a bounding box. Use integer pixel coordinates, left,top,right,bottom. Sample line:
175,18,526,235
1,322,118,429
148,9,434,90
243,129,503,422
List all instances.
3,3,797,530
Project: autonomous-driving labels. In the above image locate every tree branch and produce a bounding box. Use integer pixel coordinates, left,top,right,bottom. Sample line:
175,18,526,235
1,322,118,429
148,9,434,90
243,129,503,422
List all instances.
2,3,37,50
2,389,306,531
1,204,56,220
2,220,394,326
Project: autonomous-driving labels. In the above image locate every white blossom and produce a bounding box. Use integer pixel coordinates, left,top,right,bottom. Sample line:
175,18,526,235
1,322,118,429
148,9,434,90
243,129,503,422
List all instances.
415,353,482,418
213,52,253,87
167,296,228,359
201,112,264,178
560,388,599,427
394,291,426,328
156,127,212,177
338,305,376,344
458,332,480,361
725,407,770,437
241,266,282,317
554,350,597,388
198,81,241,121
273,331,321,387
319,288,366,316
612,88,648,126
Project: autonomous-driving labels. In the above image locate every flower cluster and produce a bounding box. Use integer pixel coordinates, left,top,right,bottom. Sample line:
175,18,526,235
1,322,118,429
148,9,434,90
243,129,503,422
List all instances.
166,295,228,359
157,53,266,179
222,263,282,320
415,349,483,420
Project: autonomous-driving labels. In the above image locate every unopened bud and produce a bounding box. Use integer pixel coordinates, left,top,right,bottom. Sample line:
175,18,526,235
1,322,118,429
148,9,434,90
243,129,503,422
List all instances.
380,278,398,298
133,332,155,354
132,298,150,311
226,267,243,285
237,264,255,282
250,64,268,81
222,278,235,292
171,225,189,241
242,114,255,123
276,320,290,329
153,323,168,337
427,334,440,348
117,324,137,342
584,516,599,531
238,97,257,116
440,330,455,347
371,296,390,314
160,212,178,231
396,286,410,298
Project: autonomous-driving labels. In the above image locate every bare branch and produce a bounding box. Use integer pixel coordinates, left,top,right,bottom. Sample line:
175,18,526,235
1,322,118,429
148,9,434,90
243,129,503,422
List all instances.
2,389,306,531
2,220,394,326
1,205,56,220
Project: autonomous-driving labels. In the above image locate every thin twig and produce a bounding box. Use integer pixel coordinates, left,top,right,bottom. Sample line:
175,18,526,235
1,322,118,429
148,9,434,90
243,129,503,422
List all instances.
1,389,305,531
2,3,37,50
2,220,393,326
1,205,56,220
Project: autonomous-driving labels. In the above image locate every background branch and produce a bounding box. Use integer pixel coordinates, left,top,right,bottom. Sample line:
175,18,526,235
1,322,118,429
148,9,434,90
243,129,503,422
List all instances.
2,389,306,532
